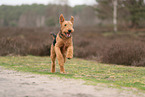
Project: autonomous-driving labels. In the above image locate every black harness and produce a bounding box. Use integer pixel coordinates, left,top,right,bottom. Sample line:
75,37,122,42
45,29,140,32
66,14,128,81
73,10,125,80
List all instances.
52,33,57,46
59,30,65,39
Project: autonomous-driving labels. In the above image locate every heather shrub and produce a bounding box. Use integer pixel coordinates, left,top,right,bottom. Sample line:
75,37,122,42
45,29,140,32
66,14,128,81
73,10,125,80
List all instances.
37,43,51,56
0,27,145,67
0,27,52,56
132,58,145,67
0,37,28,56
102,41,145,66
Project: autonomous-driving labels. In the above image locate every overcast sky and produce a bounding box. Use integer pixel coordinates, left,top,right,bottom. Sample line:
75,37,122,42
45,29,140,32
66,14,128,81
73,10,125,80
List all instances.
0,0,97,7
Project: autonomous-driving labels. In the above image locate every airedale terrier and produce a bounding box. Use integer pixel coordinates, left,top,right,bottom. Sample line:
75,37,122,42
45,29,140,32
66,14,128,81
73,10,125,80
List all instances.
50,14,74,73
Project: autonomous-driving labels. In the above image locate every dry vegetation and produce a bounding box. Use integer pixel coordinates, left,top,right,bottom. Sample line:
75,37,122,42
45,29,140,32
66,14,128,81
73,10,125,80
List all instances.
0,27,145,67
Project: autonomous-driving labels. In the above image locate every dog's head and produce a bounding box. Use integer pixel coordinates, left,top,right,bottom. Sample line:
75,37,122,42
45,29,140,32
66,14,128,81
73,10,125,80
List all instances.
59,14,74,38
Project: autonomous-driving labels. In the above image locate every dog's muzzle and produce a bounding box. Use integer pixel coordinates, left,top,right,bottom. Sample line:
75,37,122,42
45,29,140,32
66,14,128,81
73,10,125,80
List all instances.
65,32,71,38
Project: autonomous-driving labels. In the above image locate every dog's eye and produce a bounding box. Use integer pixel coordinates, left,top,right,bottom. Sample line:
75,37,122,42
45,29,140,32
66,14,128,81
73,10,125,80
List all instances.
64,24,67,26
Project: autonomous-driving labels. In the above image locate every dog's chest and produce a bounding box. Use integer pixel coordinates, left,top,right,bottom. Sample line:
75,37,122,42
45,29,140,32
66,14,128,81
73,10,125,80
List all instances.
56,35,72,48
62,40,71,48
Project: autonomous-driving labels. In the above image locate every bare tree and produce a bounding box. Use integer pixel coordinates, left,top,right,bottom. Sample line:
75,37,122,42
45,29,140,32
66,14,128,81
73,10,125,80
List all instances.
113,0,117,32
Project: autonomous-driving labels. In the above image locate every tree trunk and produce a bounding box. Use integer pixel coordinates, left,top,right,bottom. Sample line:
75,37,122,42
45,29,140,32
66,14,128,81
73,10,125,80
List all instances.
113,0,117,32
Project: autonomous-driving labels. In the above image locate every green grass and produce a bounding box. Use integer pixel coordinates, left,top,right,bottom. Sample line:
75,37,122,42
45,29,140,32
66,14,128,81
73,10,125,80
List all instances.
0,56,145,91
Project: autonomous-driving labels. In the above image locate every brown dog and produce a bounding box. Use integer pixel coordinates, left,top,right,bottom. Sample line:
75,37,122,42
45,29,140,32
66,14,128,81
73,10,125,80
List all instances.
50,14,74,73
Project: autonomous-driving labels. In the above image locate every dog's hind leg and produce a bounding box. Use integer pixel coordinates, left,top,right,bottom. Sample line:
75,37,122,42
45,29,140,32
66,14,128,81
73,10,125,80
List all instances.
55,46,65,73
50,45,56,73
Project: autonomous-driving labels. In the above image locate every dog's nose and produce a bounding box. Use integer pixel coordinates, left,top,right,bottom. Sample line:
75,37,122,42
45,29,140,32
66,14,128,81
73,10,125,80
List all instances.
68,30,72,33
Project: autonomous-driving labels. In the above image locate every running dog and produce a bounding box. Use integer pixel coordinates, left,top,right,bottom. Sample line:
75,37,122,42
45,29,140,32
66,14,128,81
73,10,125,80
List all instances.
50,14,74,73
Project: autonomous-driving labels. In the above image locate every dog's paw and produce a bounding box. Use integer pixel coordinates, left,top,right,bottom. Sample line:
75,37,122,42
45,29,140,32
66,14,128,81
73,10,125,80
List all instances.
60,71,66,74
51,71,55,73
67,58,71,60
66,56,73,60
51,69,55,73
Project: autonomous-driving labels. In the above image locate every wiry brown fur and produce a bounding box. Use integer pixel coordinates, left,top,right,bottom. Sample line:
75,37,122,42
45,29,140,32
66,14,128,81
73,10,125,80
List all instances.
50,14,74,73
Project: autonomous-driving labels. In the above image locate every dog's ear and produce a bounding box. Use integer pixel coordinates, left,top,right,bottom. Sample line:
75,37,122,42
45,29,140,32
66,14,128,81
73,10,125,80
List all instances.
59,14,65,24
70,16,74,24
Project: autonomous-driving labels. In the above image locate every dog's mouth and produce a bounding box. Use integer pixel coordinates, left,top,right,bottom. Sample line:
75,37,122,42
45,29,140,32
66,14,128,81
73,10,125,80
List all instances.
65,32,71,38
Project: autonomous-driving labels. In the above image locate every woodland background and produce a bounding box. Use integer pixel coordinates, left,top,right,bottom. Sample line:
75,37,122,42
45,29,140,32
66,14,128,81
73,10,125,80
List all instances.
0,0,145,66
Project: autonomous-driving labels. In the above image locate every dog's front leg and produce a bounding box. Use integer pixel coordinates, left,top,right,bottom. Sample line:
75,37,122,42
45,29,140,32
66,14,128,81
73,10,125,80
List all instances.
66,45,73,59
55,46,65,73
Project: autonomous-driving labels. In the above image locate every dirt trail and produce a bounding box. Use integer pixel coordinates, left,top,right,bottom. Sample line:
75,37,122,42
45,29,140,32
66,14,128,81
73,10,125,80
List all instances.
0,66,144,97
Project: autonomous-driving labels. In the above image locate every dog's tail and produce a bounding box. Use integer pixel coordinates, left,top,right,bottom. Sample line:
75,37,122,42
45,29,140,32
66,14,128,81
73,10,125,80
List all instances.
50,32,56,39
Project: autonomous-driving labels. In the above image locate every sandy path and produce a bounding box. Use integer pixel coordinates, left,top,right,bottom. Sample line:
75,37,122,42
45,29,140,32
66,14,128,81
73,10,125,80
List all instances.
0,66,144,97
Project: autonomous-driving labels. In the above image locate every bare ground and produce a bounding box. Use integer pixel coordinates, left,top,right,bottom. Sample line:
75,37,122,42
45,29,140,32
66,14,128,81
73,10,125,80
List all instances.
0,66,144,97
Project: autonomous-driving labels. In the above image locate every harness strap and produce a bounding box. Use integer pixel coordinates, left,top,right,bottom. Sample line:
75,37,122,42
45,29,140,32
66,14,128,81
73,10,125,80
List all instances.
59,31,65,39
